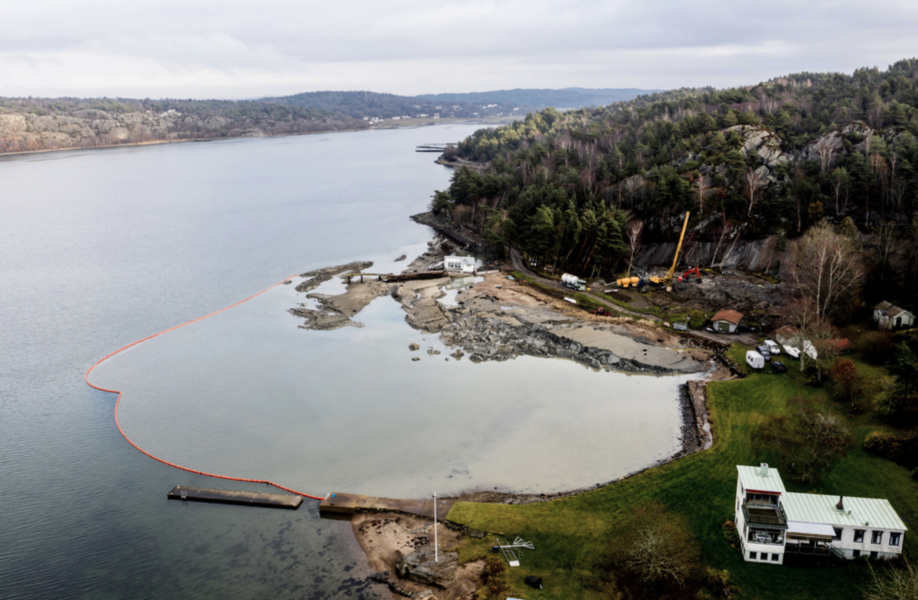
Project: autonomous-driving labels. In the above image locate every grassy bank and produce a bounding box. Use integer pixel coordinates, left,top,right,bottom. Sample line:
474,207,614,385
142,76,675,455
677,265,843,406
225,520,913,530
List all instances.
446,347,918,599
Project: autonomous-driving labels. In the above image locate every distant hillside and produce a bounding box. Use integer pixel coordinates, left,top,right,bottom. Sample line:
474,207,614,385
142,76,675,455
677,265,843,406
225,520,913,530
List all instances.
262,91,519,121
432,59,918,305
0,97,365,154
418,88,656,109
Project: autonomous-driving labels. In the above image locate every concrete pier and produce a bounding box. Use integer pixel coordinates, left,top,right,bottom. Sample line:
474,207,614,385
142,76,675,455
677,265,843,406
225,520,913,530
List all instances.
167,486,303,509
319,492,453,519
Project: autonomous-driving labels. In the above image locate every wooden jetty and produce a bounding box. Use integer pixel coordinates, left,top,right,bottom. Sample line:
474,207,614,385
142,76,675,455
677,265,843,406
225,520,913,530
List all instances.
415,143,455,153
344,270,446,284
167,486,303,509
319,492,454,520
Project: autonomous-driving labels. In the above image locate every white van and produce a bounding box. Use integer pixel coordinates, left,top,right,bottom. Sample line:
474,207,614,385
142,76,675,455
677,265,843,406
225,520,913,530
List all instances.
746,350,765,370
764,340,780,355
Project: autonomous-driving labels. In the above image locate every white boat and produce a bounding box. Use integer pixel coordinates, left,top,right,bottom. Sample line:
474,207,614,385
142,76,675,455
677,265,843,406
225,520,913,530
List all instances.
782,345,801,359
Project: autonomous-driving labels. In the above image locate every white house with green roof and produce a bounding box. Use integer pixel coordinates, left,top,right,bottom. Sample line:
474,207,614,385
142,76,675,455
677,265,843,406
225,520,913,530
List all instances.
735,464,906,565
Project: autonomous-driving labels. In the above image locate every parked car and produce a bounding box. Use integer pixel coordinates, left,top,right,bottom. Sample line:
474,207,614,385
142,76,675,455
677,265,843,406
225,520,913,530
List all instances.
764,340,781,355
771,360,787,373
756,345,772,361
738,323,760,334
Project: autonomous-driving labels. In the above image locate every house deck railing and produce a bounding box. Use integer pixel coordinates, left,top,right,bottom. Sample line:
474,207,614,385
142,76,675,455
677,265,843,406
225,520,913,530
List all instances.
742,501,788,528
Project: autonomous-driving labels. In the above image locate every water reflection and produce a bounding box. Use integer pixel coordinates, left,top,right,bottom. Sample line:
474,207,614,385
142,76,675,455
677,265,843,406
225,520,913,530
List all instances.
93,273,694,499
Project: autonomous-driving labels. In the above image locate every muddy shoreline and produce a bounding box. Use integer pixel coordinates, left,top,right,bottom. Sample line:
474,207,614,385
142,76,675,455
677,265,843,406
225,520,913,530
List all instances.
288,237,729,599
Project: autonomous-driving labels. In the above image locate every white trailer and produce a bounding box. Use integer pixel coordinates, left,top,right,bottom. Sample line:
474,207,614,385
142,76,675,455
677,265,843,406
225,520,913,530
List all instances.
746,350,765,370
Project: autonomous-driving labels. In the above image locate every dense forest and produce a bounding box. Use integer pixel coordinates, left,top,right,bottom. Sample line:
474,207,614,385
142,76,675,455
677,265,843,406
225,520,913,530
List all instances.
0,97,365,153
262,90,519,120
419,87,654,110
432,59,918,308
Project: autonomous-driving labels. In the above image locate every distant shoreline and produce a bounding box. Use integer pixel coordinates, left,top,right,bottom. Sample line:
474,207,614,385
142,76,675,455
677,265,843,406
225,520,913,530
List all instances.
0,128,364,158
0,117,513,159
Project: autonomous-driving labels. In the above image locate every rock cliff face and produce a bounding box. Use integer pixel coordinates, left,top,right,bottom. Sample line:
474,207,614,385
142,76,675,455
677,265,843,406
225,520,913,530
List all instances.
668,121,887,195
0,99,366,153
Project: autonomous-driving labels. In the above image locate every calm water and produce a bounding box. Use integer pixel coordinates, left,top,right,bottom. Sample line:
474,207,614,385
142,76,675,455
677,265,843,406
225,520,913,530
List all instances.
0,126,688,599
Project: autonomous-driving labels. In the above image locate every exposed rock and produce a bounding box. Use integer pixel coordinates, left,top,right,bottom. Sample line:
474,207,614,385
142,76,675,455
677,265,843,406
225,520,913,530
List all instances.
295,261,373,293
396,547,459,588
409,343,420,351
728,125,788,168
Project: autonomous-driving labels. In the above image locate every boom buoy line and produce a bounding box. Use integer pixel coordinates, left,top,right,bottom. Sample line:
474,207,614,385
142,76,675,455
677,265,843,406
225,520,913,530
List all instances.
84,274,326,502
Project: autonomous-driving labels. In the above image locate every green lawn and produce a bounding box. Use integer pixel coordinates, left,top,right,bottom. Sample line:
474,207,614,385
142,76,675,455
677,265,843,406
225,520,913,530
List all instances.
446,347,918,599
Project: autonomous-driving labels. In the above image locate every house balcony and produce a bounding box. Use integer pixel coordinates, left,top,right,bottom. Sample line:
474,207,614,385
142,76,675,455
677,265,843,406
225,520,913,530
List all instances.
742,501,788,529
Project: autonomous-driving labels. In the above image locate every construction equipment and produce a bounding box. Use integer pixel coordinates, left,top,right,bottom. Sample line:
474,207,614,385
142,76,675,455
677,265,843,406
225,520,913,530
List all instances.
650,212,691,292
677,266,702,283
561,273,588,291
615,275,642,288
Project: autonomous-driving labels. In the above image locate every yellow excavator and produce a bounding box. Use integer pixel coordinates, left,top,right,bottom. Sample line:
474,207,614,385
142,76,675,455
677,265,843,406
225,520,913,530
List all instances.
617,211,690,291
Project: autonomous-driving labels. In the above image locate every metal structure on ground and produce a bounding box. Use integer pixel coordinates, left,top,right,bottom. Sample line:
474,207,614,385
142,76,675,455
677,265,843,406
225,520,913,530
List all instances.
495,537,535,567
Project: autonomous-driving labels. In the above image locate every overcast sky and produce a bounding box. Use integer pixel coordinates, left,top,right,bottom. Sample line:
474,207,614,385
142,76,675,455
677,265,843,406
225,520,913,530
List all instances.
1,0,916,99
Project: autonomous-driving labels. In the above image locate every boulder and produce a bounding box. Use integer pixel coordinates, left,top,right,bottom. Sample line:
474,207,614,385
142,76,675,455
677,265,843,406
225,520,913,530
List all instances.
396,547,459,588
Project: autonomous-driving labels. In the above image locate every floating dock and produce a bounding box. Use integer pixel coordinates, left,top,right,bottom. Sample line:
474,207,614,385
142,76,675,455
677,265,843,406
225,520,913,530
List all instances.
167,486,303,509
319,492,453,520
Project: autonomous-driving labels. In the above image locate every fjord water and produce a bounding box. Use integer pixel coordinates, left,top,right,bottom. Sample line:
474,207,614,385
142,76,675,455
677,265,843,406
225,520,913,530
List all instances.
1,126,686,599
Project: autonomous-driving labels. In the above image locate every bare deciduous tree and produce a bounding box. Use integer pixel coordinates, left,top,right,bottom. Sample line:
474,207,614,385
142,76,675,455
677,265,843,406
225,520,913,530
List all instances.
785,223,864,320
745,167,762,217
752,396,853,484
694,173,709,216
815,137,838,173
865,559,918,600
780,297,836,373
616,501,700,589
626,218,643,277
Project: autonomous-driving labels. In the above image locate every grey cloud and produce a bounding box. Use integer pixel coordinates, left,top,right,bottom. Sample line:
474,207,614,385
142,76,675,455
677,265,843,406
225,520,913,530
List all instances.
0,0,916,97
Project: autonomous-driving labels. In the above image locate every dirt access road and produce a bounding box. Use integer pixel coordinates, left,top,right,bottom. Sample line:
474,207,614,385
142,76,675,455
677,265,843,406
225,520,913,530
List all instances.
508,250,758,346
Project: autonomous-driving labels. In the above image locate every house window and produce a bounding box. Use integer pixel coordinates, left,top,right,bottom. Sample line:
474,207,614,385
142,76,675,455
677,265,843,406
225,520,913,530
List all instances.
833,528,843,541
870,551,879,560
853,550,861,558
854,530,865,543
771,553,780,561
749,551,757,560
890,532,901,546
872,531,883,545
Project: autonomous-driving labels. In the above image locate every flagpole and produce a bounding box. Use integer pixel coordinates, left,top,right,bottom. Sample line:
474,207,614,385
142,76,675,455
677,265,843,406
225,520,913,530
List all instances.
434,492,438,562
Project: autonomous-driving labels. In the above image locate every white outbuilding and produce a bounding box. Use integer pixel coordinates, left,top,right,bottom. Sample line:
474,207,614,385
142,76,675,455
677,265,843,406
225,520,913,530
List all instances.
444,255,476,274
874,301,915,330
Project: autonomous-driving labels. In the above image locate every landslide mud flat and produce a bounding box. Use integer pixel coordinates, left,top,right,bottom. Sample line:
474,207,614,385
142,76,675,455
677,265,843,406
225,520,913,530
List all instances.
288,239,710,375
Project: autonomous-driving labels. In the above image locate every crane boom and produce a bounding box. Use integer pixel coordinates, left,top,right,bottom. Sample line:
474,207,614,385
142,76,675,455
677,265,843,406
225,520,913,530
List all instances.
649,211,691,290
665,211,691,282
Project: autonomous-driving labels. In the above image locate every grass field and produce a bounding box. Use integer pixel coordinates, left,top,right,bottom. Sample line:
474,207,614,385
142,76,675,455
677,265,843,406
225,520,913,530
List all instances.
446,346,918,599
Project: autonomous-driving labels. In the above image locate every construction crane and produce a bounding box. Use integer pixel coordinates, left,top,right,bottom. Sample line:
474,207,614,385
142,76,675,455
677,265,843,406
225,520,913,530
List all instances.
649,211,691,292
